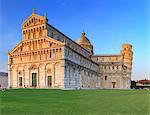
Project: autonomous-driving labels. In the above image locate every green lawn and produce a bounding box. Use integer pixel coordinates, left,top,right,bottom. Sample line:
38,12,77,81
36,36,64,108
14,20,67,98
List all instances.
0,89,149,115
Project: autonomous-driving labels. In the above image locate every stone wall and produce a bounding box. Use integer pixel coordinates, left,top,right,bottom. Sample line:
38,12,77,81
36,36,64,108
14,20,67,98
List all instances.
0,72,8,88
92,54,130,89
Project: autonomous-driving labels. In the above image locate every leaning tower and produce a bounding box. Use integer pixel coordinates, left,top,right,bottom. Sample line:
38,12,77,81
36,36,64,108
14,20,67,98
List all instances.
121,44,133,88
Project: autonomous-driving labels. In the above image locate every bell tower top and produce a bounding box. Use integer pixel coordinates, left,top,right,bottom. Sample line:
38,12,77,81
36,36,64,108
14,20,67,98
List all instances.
121,43,133,69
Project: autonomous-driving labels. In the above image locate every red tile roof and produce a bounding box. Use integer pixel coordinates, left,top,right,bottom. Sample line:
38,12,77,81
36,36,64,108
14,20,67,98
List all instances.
137,79,150,83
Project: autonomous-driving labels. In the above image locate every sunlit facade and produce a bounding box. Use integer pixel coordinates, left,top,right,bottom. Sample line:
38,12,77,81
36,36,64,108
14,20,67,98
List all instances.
8,11,133,89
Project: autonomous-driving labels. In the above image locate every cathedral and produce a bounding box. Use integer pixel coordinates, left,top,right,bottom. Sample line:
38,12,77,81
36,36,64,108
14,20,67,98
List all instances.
8,11,133,89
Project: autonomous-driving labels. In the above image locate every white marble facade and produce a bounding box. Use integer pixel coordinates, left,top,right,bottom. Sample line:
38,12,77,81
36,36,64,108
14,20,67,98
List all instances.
8,11,133,89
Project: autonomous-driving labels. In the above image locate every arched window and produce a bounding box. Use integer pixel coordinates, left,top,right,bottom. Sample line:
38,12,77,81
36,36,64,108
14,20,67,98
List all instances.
50,52,51,58
105,76,107,80
112,66,114,69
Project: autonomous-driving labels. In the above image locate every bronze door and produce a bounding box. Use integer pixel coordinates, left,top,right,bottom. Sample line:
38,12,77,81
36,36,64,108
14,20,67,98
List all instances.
32,73,37,87
47,76,52,87
19,77,22,86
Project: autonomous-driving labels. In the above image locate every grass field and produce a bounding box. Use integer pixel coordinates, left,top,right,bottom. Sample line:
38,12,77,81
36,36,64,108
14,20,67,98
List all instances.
0,89,149,115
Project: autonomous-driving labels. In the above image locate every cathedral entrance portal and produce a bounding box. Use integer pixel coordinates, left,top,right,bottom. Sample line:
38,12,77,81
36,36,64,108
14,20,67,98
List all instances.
112,82,116,88
47,76,52,87
32,73,37,87
19,77,22,87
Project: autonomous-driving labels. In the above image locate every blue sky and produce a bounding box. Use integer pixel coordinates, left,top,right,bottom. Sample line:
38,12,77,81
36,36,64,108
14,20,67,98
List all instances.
0,0,149,80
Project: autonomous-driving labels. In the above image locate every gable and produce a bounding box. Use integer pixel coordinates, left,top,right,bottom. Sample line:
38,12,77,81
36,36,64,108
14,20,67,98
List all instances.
22,13,47,29
10,41,23,55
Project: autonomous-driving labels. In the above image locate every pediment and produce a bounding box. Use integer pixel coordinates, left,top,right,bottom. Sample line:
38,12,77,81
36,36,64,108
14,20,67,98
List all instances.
22,13,47,29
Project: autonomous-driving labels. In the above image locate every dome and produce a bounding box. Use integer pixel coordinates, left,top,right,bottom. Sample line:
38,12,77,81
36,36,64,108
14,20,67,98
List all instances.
77,32,93,55
77,32,92,46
